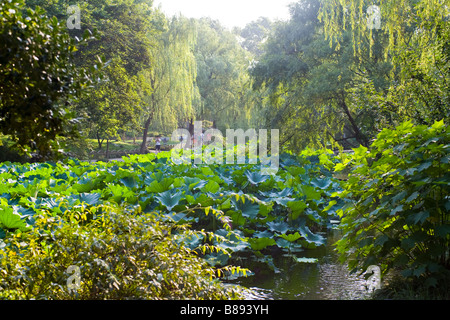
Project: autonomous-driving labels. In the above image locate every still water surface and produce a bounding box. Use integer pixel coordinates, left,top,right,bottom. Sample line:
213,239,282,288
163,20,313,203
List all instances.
232,230,375,300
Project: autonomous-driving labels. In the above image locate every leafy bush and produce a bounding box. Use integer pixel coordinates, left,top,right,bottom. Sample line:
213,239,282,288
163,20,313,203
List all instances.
335,120,450,288
0,0,100,159
0,204,244,300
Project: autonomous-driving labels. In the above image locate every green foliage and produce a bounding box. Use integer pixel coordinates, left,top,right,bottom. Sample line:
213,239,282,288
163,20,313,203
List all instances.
0,150,342,282
0,205,244,300
0,0,98,160
138,13,199,152
319,0,450,127
236,17,272,57
195,18,256,131
250,0,389,150
335,120,450,286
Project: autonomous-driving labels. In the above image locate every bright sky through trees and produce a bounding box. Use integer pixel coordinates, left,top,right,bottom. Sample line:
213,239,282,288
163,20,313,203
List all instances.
153,0,294,28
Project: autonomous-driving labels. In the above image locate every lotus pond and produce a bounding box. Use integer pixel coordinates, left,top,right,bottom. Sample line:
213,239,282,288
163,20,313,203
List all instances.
0,150,373,299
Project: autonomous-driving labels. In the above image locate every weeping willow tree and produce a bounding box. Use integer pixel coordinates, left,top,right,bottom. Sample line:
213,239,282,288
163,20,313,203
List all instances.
194,18,256,132
250,0,390,151
319,0,450,125
139,13,199,153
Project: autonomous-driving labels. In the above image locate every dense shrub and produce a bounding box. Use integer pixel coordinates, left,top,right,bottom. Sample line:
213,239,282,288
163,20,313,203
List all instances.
0,205,244,300
335,120,449,289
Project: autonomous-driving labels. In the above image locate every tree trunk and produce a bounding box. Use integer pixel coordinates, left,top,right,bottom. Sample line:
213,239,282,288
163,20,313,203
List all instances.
97,131,104,150
339,98,369,147
140,115,153,154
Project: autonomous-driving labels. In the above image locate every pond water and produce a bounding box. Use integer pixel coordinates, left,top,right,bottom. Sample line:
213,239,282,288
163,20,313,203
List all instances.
231,229,375,300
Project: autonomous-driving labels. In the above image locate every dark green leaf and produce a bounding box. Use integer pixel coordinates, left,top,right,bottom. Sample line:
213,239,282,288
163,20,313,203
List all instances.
155,190,183,211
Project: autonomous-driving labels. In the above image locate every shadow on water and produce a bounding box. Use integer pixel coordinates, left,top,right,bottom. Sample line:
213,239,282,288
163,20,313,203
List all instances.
232,229,375,300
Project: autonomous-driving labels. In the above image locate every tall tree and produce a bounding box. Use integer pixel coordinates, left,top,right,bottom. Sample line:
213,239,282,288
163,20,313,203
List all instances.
319,0,450,125
139,13,199,153
236,17,273,58
251,0,394,150
24,0,156,154
0,0,98,160
195,18,255,131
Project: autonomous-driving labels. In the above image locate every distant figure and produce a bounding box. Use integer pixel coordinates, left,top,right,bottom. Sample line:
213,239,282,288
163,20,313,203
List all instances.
155,137,161,153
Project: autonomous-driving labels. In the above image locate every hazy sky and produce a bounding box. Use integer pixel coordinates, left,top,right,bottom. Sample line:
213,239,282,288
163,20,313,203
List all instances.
153,0,295,29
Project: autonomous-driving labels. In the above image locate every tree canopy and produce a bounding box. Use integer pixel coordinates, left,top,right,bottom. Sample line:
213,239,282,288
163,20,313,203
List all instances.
0,0,99,159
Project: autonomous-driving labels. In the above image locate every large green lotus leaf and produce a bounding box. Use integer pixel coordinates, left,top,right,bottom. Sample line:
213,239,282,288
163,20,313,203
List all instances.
106,184,127,202
259,188,294,199
120,176,138,189
245,170,269,185
298,224,325,247
249,237,276,251
78,193,102,206
155,190,183,211
299,185,322,200
183,177,202,190
213,230,249,252
185,193,215,207
149,171,164,182
204,252,230,267
304,208,323,223
259,188,294,206
215,229,247,242
231,198,259,219
215,240,249,252
294,257,318,263
201,166,215,176
16,206,36,218
267,221,290,234
228,211,246,227
218,173,234,185
231,168,247,185
218,198,232,210
0,207,27,230
138,194,154,211
285,166,306,176
287,201,307,219
72,177,96,193
259,201,274,216
253,230,274,238
280,232,302,242
279,154,299,167
187,178,209,191
35,197,59,210
310,177,333,190
146,178,174,193
201,180,220,193
275,238,293,249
